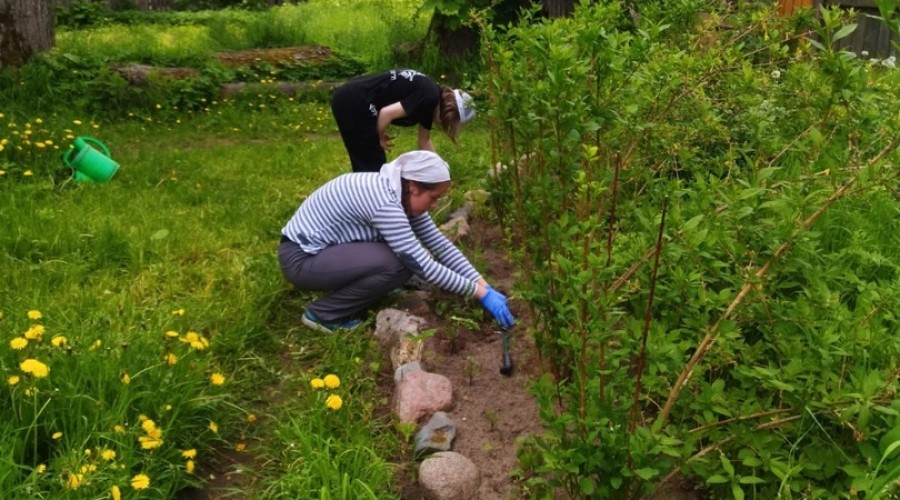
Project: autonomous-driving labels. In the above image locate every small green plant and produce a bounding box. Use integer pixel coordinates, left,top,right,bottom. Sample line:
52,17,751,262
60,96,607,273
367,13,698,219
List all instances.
482,410,500,432
463,355,481,385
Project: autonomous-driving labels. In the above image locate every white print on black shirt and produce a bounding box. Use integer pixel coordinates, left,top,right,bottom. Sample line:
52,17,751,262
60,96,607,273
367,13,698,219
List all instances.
369,103,377,117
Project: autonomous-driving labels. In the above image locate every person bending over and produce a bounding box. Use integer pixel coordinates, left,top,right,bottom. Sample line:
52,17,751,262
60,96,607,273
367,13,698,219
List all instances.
330,69,476,173
278,150,513,333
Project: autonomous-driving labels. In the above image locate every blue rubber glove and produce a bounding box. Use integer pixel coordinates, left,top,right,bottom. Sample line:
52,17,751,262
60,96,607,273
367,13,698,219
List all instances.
479,288,515,328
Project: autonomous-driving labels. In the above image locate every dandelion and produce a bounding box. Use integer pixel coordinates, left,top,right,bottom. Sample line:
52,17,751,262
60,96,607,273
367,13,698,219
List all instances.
165,404,172,411
101,449,116,461
111,485,122,500
80,463,97,473
73,120,82,125
52,432,63,439
164,330,179,338
310,378,325,390
138,434,163,450
165,353,178,365
247,414,257,423
121,373,131,385
180,331,209,350
24,325,44,339
172,308,184,316
209,372,225,386
186,459,195,473
113,425,125,433
51,336,67,347
23,170,32,176
27,310,41,320
20,358,49,378
771,69,781,79
326,394,343,411
66,473,84,490
131,473,150,490
209,421,218,433
182,448,197,459
235,442,246,452
35,464,46,474
8,375,20,386
323,374,340,389
141,419,157,433
91,339,102,349
84,449,92,457
10,337,27,350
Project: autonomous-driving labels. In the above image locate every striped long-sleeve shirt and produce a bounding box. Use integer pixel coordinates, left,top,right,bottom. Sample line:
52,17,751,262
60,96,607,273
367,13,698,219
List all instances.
281,173,482,296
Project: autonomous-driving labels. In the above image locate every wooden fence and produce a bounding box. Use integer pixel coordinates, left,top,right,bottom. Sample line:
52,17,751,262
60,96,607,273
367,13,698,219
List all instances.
780,0,898,58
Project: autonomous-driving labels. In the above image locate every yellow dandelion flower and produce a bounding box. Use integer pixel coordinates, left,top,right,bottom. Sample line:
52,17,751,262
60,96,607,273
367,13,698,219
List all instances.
247,414,257,423
51,336,67,347
310,378,325,390
35,142,46,148
10,337,27,350
27,310,42,320
141,419,156,433
165,353,178,365
209,421,218,433
80,463,96,473
66,473,83,490
24,325,43,339
73,119,83,125
84,448,92,456
138,414,148,422
181,448,197,459
209,372,225,386
35,464,46,474
24,388,33,397
23,170,33,176
186,459,195,473
165,404,172,411
52,432,63,439
235,442,246,452
121,373,131,385
20,358,49,378
8,375,20,386
326,394,343,411
130,473,150,490
101,449,116,461
164,330,179,338
91,339,102,349
323,374,340,389
138,435,163,449
111,485,122,500
171,308,184,316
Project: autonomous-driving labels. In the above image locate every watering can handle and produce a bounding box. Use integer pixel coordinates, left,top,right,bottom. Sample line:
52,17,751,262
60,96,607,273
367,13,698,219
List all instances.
80,137,112,157
64,137,112,167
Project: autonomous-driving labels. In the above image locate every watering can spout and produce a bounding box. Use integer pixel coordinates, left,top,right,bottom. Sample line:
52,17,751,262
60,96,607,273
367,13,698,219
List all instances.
64,136,120,183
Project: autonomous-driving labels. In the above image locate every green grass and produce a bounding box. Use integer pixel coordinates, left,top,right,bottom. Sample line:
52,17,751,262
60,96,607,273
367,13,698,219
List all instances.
0,90,491,497
0,2,489,496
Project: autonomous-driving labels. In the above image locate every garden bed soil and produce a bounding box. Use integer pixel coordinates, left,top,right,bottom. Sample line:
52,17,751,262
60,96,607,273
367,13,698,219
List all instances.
390,218,546,499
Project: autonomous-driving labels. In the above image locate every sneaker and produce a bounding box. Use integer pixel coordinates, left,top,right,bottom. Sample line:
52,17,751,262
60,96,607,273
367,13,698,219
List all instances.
302,310,363,334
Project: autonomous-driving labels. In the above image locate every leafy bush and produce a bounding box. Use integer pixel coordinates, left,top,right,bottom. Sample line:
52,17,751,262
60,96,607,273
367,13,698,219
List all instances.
483,1,900,497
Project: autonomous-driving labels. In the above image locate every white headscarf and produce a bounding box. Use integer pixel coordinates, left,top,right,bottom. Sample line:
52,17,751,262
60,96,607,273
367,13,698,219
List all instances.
379,150,451,198
453,89,476,125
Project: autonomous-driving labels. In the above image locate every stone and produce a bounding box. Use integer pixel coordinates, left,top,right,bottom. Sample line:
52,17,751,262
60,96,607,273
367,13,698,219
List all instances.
418,451,480,500
415,411,457,455
394,369,453,423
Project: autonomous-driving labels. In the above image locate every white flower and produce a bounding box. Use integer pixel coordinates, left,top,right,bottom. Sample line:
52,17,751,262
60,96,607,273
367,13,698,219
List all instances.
771,69,781,79
860,50,869,57
882,56,896,69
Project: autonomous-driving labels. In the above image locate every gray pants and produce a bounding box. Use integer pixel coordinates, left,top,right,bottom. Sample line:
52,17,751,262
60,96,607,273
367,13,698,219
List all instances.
278,238,412,321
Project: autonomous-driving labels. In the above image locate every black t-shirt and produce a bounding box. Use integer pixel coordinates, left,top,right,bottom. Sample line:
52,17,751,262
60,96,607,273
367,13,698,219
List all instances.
346,69,440,130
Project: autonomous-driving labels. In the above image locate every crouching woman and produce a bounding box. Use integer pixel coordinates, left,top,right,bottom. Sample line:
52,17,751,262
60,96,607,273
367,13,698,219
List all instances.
278,150,514,334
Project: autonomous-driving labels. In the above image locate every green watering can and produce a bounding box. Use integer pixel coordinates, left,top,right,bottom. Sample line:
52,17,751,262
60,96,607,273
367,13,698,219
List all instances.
63,136,120,183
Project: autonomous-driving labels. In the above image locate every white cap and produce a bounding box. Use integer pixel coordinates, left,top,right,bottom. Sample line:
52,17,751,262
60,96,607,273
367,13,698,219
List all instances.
453,89,476,125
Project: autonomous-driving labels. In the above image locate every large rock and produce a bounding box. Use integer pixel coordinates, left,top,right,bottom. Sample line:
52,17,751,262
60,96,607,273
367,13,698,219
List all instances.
394,369,453,424
418,451,480,500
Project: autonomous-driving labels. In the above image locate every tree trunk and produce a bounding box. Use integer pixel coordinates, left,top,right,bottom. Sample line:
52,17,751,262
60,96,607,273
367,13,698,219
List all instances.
0,0,54,69
542,0,576,18
429,11,479,61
